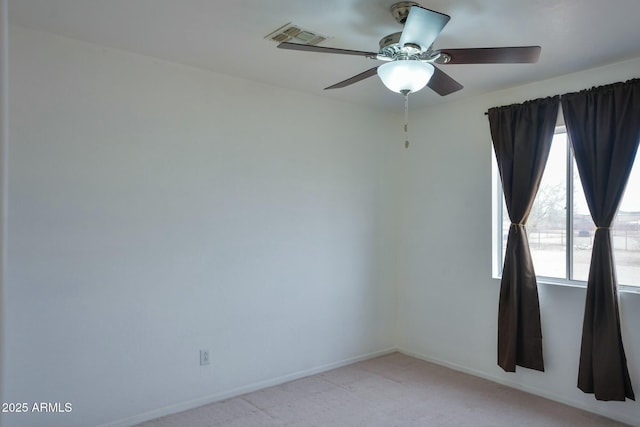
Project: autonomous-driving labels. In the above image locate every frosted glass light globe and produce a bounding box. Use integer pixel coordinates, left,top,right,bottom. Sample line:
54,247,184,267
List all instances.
377,60,434,94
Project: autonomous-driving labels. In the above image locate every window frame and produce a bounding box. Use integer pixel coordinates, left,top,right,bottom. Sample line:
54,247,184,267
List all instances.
492,126,640,294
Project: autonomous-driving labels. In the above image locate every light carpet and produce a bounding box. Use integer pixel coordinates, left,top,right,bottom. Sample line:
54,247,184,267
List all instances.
135,352,631,426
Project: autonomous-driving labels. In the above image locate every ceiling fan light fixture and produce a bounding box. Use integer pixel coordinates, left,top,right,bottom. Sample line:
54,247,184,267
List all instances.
377,60,434,94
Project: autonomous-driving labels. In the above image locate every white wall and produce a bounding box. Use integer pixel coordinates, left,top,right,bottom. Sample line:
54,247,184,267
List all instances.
397,58,640,426
4,26,398,427
0,0,8,422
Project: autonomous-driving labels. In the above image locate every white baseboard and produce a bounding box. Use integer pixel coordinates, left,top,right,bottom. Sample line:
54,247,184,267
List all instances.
98,347,397,427
397,347,638,427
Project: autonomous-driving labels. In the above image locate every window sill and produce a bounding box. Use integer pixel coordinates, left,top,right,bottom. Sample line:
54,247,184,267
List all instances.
492,275,640,295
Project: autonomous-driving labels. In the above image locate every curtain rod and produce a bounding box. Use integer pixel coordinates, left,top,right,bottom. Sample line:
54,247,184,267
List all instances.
483,77,639,117
485,94,559,117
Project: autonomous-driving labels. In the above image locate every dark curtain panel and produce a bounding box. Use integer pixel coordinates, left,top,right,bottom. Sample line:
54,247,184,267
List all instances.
489,96,559,372
561,78,640,401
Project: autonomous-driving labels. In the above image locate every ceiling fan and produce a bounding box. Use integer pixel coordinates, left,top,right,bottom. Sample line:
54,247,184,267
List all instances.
277,1,541,97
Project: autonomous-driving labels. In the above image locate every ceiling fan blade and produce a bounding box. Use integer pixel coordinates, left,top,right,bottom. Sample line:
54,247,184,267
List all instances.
399,6,450,50
278,42,377,58
437,46,541,64
427,65,463,96
324,66,380,90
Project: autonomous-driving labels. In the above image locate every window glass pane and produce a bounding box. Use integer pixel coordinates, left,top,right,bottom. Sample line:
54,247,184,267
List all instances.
614,157,640,287
528,133,567,278
501,197,509,266
572,156,593,281
494,128,640,289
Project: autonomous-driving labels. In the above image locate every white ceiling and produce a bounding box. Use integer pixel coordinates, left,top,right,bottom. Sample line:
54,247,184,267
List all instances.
8,0,640,111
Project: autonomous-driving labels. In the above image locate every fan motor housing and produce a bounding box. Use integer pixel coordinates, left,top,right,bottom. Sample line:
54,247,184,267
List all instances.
379,32,402,51
379,32,423,59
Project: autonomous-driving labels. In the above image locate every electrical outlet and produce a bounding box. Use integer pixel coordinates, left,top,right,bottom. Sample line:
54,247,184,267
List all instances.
200,350,210,366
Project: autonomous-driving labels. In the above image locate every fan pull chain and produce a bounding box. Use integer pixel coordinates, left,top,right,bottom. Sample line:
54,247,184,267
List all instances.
404,92,410,149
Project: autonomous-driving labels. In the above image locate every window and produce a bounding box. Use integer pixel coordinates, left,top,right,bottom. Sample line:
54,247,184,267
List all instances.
494,127,640,290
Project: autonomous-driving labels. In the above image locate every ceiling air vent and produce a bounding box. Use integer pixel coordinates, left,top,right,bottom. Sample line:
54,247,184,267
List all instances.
265,23,328,46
